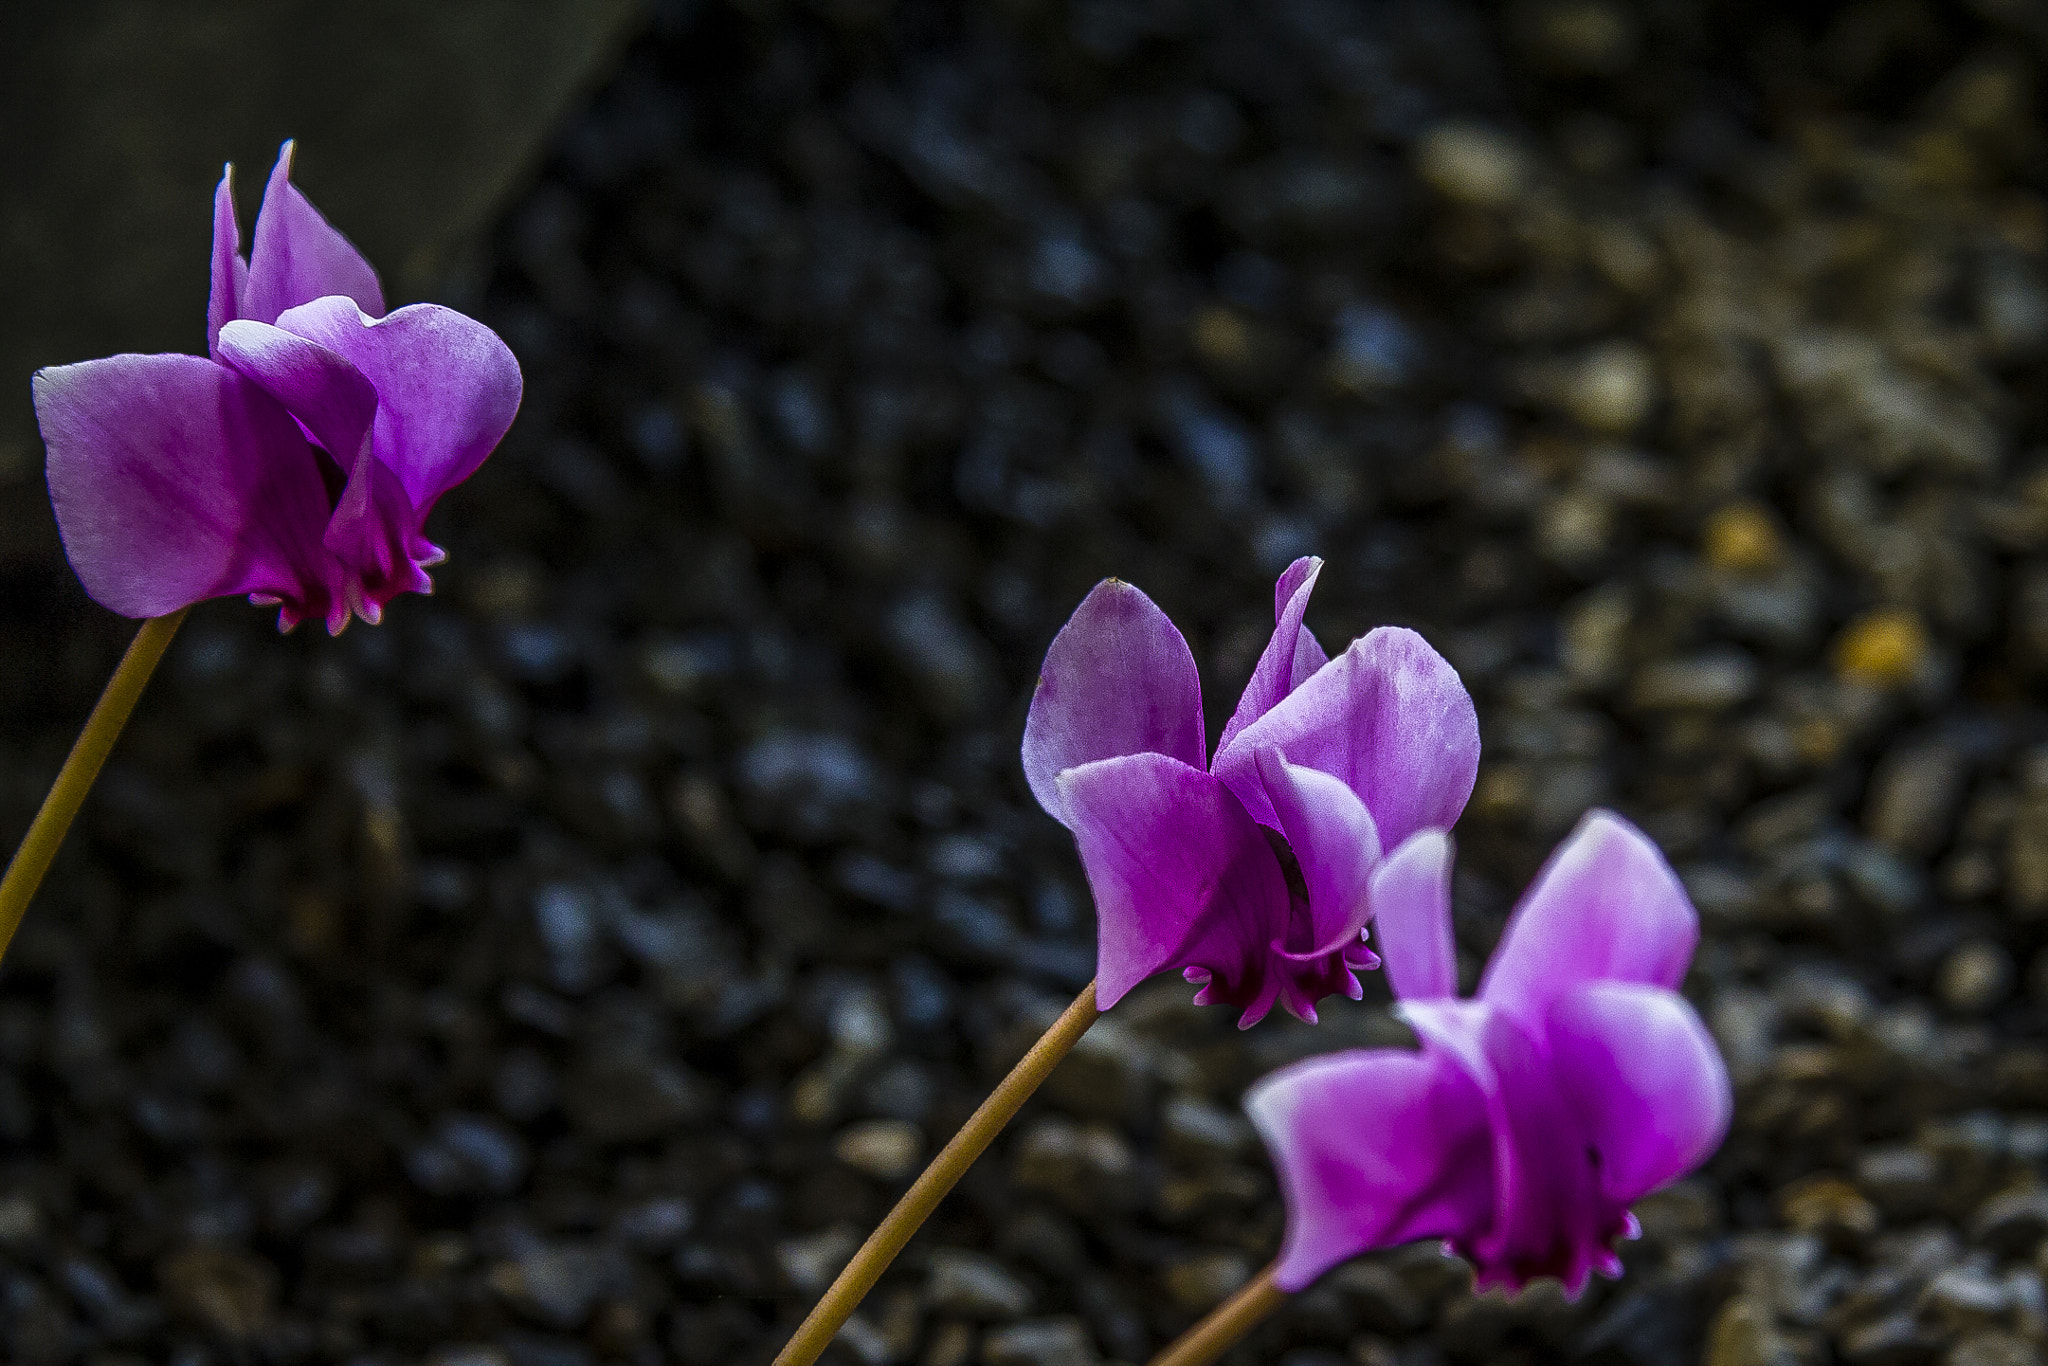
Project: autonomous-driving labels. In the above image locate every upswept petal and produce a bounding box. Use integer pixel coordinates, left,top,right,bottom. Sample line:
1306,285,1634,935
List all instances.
1254,748,1381,953
244,141,384,326
1548,982,1732,1207
1022,580,1206,823
215,319,377,467
1248,1049,1493,1291
1371,831,1457,1001
1218,556,1326,753
1478,810,1697,1027
34,354,337,619
1056,753,1288,1013
1213,627,1479,848
208,166,249,357
275,297,523,514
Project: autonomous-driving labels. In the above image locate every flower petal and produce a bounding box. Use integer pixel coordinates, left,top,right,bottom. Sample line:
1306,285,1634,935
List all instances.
273,297,523,514
244,141,385,326
1548,981,1731,1207
1477,810,1698,1027
1056,753,1288,1013
1253,748,1381,953
215,320,377,466
1247,1048,1493,1291
1218,556,1327,754
34,354,337,618
207,165,249,357
1372,830,1457,1001
1214,626,1479,848
1022,580,1206,824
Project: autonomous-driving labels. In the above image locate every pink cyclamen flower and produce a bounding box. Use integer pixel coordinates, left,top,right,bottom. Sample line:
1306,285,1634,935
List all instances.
1246,810,1732,1297
1023,558,1480,1026
31,142,522,633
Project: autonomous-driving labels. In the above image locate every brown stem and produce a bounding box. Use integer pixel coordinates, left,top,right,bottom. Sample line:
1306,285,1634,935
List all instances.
1147,1263,1289,1366
773,979,1101,1366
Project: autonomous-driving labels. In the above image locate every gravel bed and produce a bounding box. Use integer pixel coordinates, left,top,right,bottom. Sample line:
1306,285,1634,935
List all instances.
5,2,2048,1364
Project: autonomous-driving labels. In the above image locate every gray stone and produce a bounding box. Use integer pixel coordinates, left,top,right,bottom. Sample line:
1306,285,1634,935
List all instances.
1974,1186,2048,1256
1938,941,2016,1014
1867,742,1968,855
1631,649,1760,710
1920,1267,2014,1333
1161,1251,1250,1313
981,1317,1098,1366
1948,1332,2044,1366
926,1249,1032,1320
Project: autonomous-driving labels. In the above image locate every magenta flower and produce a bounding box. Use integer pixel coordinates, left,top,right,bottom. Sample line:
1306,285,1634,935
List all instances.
31,142,522,633
1023,558,1480,1026
1246,811,1731,1297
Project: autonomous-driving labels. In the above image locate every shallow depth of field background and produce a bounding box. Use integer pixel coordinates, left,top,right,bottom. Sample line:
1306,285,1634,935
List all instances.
4,2,2048,1364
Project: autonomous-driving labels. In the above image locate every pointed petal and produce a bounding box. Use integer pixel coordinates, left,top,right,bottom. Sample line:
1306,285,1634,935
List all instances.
273,297,522,513
1023,580,1207,824
1056,753,1288,1011
34,354,337,618
1478,811,1698,1026
1373,831,1457,1001
244,141,385,326
207,166,249,357
1549,982,1731,1206
1254,748,1381,952
324,446,432,630
1214,627,1479,848
216,319,377,465
1247,1048,1494,1291
1219,557,1326,754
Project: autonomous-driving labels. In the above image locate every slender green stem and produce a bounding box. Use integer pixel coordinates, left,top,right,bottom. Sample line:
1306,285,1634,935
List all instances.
774,980,1101,1366
0,610,187,967
1147,1263,1288,1366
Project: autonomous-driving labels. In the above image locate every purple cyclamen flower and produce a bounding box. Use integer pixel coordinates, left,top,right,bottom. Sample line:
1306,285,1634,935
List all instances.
1246,810,1732,1297
31,142,522,633
1022,558,1480,1026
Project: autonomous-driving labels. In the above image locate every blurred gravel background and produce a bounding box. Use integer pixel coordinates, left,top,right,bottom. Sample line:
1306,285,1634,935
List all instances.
7,1,2048,1364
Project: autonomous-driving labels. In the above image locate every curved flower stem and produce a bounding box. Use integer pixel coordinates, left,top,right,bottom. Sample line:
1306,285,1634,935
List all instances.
0,609,187,968
774,980,1101,1366
1147,1263,1288,1366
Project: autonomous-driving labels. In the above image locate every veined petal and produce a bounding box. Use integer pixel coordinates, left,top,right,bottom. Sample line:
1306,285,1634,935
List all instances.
273,297,522,514
1218,556,1327,753
216,319,377,466
1372,831,1457,1001
1214,627,1479,849
1254,748,1380,953
207,165,249,357
1548,982,1731,1207
244,141,385,326
34,354,337,619
1023,580,1206,824
1056,753,1288,1013
1478,811,1697,1027
1247,1048,1493,1292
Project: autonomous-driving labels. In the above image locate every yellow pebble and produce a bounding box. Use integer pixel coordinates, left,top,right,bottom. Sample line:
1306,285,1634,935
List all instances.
1833,608,1928,687
1191,306,1254,368
1703,501,1782,575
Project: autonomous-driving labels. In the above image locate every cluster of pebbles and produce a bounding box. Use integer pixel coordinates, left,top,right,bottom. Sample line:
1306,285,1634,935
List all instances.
4,1,2048,1364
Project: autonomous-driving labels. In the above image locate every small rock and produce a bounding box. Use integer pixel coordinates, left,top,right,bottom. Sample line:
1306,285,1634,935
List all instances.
1414,123,1529,209
1160,1096,1255,1166
1706,502,1786,575
1866,742,1968,856
1705,1295,1800,1366
777,1227,861,1296
927,1249,1032,1320
1560,582,1634,688
1834,610,1929,688
1971,1186,2048,1257
1631,650,1760,710
1839,1311,1942,1366
1939,941,2016,1014
1567,341,1657,434
1921,1266,2014,1333
835,1118,923,1181
1857,1145,1943,1221
491,1242,627,1329
1162,1252,1251,1313
1949,1332,2044,1366
981,1316,1098,1366
1776,1175,1879,1246
1013,1117,1136,1214
158,1245,277,1339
